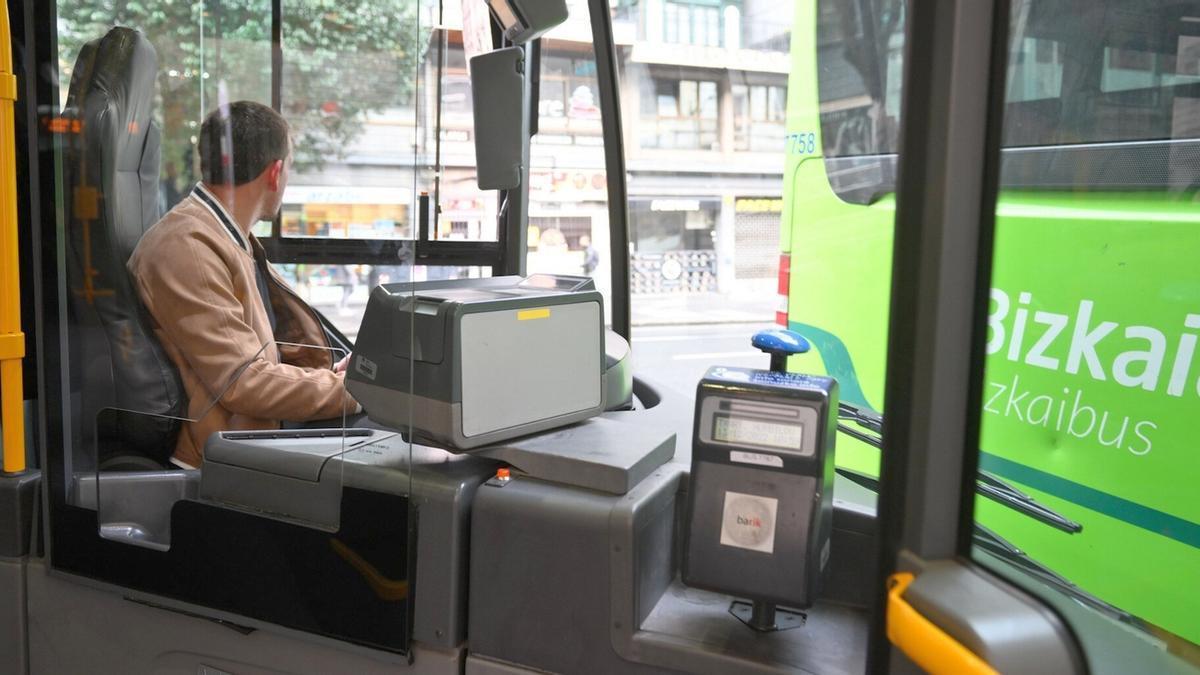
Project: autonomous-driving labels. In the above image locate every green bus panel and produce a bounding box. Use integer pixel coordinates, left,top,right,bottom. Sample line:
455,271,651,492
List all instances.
780,0,1200,646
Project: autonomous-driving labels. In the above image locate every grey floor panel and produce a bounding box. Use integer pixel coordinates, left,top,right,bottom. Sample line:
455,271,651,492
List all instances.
633,580,868,675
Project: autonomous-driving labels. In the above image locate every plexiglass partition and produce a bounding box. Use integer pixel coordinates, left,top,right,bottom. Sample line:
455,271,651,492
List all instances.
53,0,425,653
78,336,357,549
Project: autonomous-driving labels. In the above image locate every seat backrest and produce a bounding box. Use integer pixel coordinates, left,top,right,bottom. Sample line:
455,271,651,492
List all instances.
62,28,185,469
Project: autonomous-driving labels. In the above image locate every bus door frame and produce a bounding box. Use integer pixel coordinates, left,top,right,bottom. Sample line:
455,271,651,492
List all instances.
867,0,1087,672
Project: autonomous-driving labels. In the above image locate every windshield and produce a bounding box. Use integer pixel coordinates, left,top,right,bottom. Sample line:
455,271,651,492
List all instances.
811,0,1200,657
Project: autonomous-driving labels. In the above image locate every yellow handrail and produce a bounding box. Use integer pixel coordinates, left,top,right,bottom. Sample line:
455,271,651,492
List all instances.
887,573,999,675
0,2,24,474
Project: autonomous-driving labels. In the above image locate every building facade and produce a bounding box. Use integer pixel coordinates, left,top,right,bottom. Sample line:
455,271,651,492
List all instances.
281,0,793,303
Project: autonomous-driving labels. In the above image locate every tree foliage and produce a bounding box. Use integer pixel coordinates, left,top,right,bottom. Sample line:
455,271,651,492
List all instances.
57,0,428,180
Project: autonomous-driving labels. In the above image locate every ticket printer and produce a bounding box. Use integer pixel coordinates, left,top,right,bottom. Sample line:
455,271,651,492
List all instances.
346,274,610,450
683,365,838,629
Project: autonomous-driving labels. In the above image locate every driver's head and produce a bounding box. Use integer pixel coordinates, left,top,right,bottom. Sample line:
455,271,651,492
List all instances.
198,100,292,220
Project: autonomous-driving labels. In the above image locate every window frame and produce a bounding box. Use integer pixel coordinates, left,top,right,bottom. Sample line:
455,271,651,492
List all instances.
662,0,725,48
641,75,721,150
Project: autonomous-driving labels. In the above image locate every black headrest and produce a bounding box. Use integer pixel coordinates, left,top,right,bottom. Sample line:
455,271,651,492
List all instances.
64,26,160,261
63,28,185,468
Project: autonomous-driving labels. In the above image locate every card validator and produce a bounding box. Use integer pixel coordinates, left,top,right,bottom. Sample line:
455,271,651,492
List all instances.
683,366,838,609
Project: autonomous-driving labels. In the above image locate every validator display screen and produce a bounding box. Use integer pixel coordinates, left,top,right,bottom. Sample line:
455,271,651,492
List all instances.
712,414,803,451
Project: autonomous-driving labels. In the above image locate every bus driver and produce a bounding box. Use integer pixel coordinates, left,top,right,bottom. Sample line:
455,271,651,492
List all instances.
128,101,360,470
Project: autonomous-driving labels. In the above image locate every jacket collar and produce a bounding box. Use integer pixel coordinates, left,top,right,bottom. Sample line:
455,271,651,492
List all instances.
191,183,249,253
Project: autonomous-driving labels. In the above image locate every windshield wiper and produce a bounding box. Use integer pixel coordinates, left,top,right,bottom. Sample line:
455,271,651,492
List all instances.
972,524,1138,627
976,471,1081,533
834,466,1139,630
839,402,882,433
837,402,1082,534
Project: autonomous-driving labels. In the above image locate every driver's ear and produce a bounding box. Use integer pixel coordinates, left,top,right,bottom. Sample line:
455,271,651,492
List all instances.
265,159,284,191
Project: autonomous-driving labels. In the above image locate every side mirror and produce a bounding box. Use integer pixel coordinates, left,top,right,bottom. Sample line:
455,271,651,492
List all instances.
486,0,568,44
470,46,527,190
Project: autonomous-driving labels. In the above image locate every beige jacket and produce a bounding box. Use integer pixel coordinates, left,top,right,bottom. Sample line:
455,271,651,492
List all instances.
128,185,357,467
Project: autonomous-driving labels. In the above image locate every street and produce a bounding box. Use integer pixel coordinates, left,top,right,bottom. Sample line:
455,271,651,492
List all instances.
629,322,778,399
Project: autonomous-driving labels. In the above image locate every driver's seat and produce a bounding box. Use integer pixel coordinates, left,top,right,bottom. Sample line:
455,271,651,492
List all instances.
62,27,185,470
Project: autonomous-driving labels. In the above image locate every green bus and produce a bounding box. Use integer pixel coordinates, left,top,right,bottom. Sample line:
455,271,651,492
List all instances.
779,0,1200,647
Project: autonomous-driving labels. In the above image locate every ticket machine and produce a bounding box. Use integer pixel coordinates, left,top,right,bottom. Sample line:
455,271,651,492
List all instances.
684,329,839,632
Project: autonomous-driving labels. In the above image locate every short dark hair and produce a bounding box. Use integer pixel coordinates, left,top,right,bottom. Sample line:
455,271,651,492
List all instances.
198,101,290,186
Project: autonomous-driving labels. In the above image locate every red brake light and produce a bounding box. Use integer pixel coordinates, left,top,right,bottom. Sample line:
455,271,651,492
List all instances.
775,252,790,326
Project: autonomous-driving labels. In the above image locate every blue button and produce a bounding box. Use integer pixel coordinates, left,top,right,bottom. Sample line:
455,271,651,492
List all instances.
752,329,811,356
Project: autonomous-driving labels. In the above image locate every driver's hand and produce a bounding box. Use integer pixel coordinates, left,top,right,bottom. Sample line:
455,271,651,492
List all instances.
334,354,351,373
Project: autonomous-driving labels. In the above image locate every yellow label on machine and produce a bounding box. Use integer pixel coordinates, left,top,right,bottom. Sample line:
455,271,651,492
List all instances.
517,308,551,321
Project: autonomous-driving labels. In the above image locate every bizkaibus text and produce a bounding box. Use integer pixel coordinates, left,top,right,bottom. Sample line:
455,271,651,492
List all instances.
984,288,1199,455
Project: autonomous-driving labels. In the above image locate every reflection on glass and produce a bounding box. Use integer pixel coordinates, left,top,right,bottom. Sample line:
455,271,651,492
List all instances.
272,263,490,340
85,339,352,550
811,0,1200,660
971,0,1200,660
816,0,905,160
418,21,499,243
56,0,273,209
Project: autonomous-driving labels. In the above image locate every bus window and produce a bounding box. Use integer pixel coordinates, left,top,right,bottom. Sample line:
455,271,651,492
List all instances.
525,1,613,320
1004,2,1200,147
56,1,273,208
975,0,1200,661
267,1,435,332
614,0,791,398
816,0,904,160
279,0,430,233
426,3,503,247
814,0,905,204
